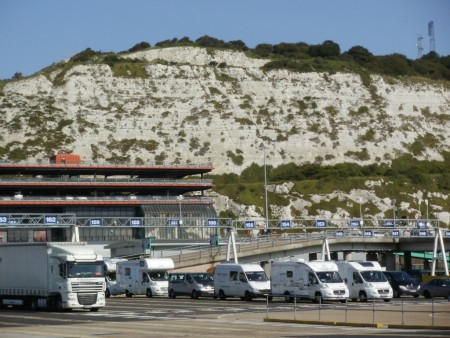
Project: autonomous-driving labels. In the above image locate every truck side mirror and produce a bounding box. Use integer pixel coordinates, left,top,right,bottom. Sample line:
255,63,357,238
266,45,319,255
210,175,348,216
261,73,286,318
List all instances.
344,278,348,284
59,264,66,278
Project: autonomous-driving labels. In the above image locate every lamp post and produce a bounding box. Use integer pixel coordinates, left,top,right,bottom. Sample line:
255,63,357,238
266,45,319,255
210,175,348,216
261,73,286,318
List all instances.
177,195,183,226
359,197,363,217
263,145,269,229
418,198,422,218
425,199,429,225
392,199,396,225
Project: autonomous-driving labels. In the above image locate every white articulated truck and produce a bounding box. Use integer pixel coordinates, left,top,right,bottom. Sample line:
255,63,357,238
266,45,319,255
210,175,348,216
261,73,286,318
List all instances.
335,260,393,302
0,242,106,311
116,258,174,297
271,259,349,303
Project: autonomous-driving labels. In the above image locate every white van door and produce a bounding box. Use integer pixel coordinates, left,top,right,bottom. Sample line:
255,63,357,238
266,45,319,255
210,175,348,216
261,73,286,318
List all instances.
350,271,363,299
238,271,248,297
308,272,320,299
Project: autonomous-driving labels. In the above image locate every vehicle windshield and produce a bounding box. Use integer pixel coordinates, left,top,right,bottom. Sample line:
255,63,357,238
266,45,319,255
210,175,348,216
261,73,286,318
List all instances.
67,262,104,278
106,272,116,281
149,271,169,281
361,270,387,282
245,271,268,282
191,273,214,283
390,272,414,284
316,271,344,283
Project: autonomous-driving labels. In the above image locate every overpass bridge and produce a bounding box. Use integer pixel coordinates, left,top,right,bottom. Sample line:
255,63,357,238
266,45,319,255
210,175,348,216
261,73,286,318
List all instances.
125,227,450,275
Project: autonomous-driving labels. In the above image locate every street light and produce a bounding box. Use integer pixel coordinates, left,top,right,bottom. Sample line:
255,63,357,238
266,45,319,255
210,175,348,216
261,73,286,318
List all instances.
359,197,363,218
392,199,396,225
177,195,183,225
260,143,269,229
418,198,422,218
425,199,429,224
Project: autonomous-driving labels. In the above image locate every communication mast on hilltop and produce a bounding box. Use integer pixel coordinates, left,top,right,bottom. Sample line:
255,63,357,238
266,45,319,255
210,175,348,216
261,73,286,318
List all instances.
417,35,424,58
428,20,435,53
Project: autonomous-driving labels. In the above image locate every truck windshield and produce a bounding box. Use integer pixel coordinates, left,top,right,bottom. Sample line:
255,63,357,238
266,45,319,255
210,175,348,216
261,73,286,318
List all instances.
67,262,104,278
316,271,343,283
149,271,169,281
245,271,268,282
361,270,387,282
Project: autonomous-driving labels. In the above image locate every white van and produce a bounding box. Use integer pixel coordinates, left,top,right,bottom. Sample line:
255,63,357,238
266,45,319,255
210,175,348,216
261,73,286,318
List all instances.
104,258,127,297
271,259,349,303
213,263,271,301
168,272,215,299
116,258,174,297
335,261,393,302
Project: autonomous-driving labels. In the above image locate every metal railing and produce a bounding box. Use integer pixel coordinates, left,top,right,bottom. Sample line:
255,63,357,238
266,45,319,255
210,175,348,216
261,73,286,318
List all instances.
264,296,450,327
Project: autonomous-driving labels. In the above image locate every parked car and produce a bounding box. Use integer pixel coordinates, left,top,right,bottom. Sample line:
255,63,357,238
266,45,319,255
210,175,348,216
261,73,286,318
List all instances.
417,278,450,299
383,271,419,298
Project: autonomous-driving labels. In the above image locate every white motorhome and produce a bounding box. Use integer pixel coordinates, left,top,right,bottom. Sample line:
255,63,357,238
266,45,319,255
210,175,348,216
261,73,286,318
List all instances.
0,242,105,311
116,258,174,297
213,263,271,301
271,259,349,303
104,258,127,297
335,261,393,302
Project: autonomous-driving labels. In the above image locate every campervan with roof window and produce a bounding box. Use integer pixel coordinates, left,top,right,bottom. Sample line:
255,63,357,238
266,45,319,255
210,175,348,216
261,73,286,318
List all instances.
271,259,348,303
116,258,174,297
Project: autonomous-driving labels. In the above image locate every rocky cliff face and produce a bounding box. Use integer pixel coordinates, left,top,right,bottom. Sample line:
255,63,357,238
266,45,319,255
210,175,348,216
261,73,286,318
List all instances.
1,47,449,223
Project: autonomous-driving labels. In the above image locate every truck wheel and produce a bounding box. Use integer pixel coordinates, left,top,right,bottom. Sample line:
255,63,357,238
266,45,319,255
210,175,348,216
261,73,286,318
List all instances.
359,291,368,302
29,298,38,311
191,290,199,299
146,288,153,298
218,290,226,300
90,308,99,312
393,289,400,298
105,289,111,298
169,289,176,299
125,291,132,298
244,291,252,302
313,293,323,304
55,297,63,312
284,292,293,303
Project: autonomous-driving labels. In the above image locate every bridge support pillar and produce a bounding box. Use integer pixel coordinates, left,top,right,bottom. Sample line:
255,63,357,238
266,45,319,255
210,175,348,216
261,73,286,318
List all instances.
366,252,378,261
309,252,317,261
343,251,352,261
330,252,338,260
403,251,412,272
382,252,396,270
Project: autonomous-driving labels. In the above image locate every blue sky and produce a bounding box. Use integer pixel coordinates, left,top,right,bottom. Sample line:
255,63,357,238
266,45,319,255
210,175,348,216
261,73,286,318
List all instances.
1,0,449,79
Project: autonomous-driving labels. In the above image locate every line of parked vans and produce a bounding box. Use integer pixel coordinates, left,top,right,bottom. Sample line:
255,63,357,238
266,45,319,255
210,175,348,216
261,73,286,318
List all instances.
104,257,402,302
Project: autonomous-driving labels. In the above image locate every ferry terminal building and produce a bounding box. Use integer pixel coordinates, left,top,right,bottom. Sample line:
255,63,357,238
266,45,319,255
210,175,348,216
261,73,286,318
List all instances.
0,154,218,246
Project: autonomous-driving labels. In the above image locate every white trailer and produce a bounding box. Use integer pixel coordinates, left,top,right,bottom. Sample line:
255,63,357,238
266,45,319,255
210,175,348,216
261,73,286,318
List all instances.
116,258,174,297
104,258,127,297
271,259,349,303
0,242,105,311
335,261,393,302
213,263,271,301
